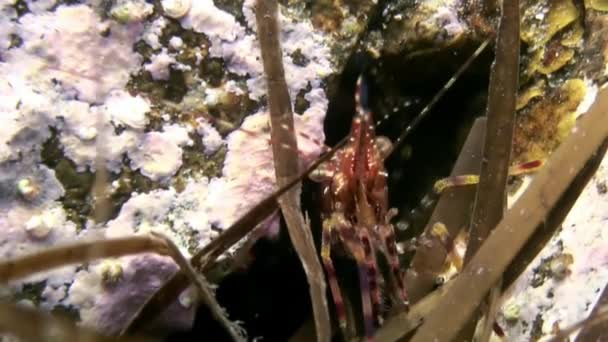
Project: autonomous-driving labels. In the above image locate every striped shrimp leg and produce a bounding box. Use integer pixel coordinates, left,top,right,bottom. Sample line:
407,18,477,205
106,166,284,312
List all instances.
319,214,348,333
340,225,377,341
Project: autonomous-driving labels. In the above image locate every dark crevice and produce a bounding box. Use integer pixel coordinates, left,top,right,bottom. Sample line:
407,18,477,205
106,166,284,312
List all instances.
40,129,95,228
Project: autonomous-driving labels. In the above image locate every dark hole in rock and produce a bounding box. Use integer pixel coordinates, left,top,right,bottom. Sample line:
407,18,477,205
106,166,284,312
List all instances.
167,223,312,341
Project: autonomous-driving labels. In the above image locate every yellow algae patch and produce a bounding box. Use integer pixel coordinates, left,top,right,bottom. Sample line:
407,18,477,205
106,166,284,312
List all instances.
587,0,608,11
557,109,577,142
513,79,587,163
521,0,579,46
517,80,546,110
529,45,576,75
546,0,580,40
561,21,584,47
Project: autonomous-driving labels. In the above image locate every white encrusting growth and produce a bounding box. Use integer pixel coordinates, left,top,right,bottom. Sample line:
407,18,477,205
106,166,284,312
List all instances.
0,0,199,333
211,88,327,232
58,90,152,173
197,120,224,154
67,253,193,334
0,0,332,335
182,0,333,100
142,16,167,50
1,195,79,295
145,48,177,80
168,0,333,236
105,90,151,130
129,124,192,181
181,0,242,41
12,5,143,103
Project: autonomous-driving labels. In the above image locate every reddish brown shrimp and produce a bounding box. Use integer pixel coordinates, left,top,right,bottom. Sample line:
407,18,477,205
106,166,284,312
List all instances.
310,75,408,340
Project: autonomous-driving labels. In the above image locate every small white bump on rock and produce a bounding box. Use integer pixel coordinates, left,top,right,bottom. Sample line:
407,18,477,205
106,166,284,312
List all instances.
169,36,184,49
25,214,53,239
162,0,192,19
503,302,521,322
17,178,40,201
110,0,154,23
179,288,197,308
23,206,67,239
15,299,35,309
99,260,124,285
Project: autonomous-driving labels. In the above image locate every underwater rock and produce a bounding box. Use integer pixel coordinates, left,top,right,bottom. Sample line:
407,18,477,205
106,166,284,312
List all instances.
67,254,193,335
378,0,473,55
1,0,607,339
499,154,608,341
513,0,608,163
0,0,354,336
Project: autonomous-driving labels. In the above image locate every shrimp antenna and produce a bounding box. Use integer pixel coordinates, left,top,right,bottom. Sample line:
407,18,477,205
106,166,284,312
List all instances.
386,39,491,159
